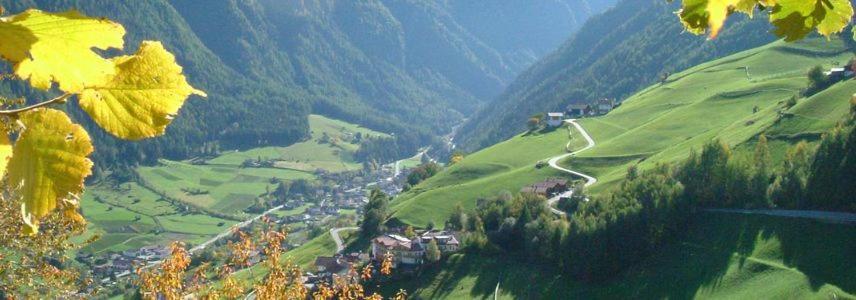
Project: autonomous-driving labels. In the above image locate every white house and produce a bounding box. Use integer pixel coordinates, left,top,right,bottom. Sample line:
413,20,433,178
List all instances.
546,112,565,127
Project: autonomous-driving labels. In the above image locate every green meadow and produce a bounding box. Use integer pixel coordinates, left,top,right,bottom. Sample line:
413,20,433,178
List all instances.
137,160,313,215
382,213,855,299
209,114,390,172
570,38,854,194
391,38,855,226
390,125,589,226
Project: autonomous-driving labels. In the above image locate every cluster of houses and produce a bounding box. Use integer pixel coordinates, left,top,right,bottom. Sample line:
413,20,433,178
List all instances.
565,98,619,118
520,178,570,197
543,98,619,128
77,245,170,282
369,230,460,269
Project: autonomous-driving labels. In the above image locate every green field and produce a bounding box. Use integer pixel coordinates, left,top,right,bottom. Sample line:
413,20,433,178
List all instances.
79,180,314,252
209,114,390,172
390,125,589,226
137,160,313,215
569,38,854,194
79,183,239,253
384,213,855,299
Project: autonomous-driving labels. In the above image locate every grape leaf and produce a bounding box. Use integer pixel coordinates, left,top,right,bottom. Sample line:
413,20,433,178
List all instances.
678,0,758,38
79,41,206,140
771,0,854,41
7,108,93,233
0,9,125,92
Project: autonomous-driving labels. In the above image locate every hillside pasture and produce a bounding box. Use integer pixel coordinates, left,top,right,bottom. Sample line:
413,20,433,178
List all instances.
566,38,854,193
390,126,588,226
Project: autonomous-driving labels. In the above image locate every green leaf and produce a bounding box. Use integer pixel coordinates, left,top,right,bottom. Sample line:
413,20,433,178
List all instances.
7,108,93,233
79,41,205,140
0,9,125,92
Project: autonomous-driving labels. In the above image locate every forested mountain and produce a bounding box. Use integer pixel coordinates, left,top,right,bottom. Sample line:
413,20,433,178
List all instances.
0,0,615,169
456,0,778,151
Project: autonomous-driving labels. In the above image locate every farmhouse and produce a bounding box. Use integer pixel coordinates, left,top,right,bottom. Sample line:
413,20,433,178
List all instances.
595,98,617,115
314,256,348,275
520,178,569,197
824,67,854,81
546,112,565,127
371,230,461,268
565,104,591,117
420,230,460,253
371,234,424,267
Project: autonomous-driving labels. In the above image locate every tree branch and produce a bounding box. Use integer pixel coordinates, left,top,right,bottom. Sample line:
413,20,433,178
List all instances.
0,93,72,116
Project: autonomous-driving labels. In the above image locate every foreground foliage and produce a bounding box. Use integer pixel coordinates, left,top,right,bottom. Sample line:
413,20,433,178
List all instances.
674,0,854,40
0,8,203,233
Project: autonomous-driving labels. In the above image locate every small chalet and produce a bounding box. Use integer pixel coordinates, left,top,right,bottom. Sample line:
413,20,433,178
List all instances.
565,104,591,117
520,178,569,197
595,98,616,115
546,112,565,127
825,67,855,81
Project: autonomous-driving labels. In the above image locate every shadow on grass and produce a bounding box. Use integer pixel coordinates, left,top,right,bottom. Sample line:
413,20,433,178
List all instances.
381,212,855,299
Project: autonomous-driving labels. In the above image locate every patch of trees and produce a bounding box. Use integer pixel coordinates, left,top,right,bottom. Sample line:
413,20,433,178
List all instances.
361,189,390,239
406,162,442,186
355,131,425,164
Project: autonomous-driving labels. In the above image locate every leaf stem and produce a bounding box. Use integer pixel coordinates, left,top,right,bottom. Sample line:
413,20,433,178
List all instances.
0,93,72,116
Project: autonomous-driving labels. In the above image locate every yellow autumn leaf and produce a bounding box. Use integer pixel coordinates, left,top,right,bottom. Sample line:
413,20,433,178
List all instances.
79,41,206,140
0,9,125,92
7,108,93,233
0,130,10,178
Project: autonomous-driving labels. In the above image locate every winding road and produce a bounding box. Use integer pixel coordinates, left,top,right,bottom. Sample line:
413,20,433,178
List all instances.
546,119,597,216
329,227,359,253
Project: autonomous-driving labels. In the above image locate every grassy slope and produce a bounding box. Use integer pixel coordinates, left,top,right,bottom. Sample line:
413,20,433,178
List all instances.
209,114,390,172
392,39,854,226
568,38,854,194
385,38,855,298
390,126,589,226
384,213,855,299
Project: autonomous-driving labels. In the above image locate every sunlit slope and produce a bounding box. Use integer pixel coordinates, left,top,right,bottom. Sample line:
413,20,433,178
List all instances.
568,38,854,193
391,38,853,227
390,127,589,227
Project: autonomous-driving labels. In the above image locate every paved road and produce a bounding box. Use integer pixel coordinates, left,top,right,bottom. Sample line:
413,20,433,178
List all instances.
546,119,597,216
329,227,359,253
189,205,285,254
704,208,856,224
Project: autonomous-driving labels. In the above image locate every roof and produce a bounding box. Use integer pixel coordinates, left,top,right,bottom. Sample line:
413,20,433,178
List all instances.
314,256,346,273
547,112,564,117
566,104,589,110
